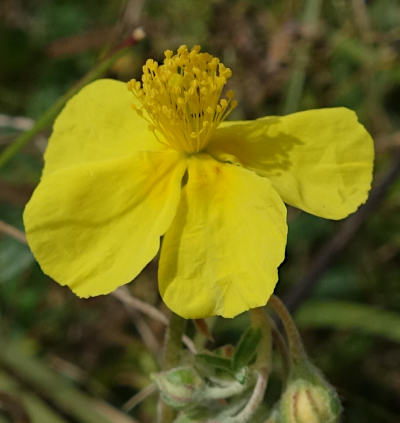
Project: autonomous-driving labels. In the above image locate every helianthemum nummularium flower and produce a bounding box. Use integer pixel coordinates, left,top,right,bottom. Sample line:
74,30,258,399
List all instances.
24,45,374,318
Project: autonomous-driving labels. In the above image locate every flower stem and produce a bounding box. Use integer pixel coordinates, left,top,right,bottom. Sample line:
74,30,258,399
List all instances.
230,370,268,423
269,295,306,364
249,307,272,370
157,312,187,423
0,28,145,169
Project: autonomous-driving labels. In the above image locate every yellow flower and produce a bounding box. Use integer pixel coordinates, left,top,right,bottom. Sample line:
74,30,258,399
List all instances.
23,46,374,318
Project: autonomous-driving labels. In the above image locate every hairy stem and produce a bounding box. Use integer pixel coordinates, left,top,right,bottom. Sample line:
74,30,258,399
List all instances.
157,312,187,423
230,369,268,423
269,295,306,363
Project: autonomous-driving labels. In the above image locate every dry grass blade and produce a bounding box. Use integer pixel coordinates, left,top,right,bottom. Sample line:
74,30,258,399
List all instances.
0,220,27,244
122,384,157,412
0,221,197,355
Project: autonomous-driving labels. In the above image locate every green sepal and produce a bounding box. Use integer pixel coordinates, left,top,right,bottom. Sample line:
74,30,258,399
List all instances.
151,367,204,410
232,327,262,371
195,353,233,373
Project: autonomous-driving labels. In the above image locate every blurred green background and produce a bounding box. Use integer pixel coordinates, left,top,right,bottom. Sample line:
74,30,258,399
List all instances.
0,0,400,422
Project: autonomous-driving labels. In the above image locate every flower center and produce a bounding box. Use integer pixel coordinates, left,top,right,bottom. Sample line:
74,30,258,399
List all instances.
127,45,237,153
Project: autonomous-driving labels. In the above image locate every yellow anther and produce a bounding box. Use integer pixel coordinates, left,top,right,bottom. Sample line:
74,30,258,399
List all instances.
177,45,188,54
208,58,219,70
191,45,201,53
127,45,237,153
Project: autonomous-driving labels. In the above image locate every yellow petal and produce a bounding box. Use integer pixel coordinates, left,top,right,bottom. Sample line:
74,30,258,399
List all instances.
24,151,187,297
158,154,287,319
43,79,163,176
207,108,374,219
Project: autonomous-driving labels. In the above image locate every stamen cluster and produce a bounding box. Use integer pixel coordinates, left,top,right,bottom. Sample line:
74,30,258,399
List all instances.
127,45,237,153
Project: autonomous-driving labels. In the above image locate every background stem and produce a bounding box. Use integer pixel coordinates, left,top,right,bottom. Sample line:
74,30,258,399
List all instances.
0,29,145,169
281,0,322,114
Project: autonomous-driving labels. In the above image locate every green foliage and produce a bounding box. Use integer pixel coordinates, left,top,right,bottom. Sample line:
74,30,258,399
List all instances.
195,353,233,374
295,300,400,344
0,0,400,422
0,336,133,423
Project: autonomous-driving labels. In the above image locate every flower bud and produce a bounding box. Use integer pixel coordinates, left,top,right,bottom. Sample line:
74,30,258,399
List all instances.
280,378,341,423
152,367,204,409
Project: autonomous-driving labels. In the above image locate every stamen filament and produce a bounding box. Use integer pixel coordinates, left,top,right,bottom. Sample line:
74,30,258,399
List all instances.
128,45,237,153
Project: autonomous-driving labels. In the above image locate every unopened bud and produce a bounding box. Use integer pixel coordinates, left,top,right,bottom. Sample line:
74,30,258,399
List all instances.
152,367,203,409
280,378,341,423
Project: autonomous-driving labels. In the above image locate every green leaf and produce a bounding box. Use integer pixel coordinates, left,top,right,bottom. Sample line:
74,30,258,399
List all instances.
195,353,233,373
232,327,262,371
295,300,400,343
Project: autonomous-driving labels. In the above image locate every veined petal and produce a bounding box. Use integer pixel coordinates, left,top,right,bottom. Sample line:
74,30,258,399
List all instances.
24,151,187,297
43,79,163,176
158,154,287,319
207,108,374,220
